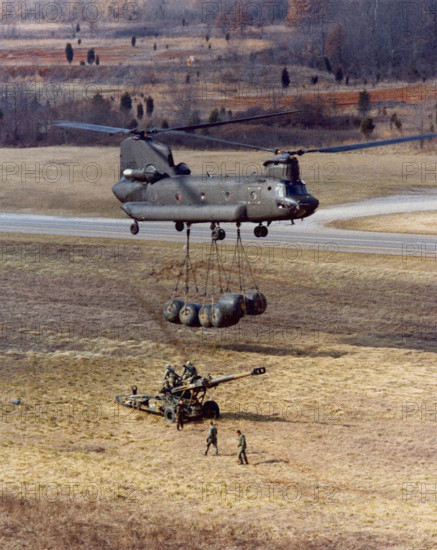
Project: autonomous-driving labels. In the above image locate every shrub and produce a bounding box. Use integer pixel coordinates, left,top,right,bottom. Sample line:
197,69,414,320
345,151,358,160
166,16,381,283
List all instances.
360,116,375,137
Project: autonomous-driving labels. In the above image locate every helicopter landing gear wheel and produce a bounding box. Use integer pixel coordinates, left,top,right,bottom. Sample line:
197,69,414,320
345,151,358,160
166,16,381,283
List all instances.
130,221,139,235
211,227,226,241
175,221,184,232
254,224,267,238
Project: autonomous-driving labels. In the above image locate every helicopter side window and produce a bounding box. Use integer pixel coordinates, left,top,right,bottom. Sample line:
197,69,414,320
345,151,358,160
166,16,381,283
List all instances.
275,183,285,198
275,183,287,207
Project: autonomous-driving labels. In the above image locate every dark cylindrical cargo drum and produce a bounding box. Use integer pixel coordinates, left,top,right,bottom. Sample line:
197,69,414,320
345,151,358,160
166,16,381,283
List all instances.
210,303,241,328
210,293,245,328
199,304,213,327
179,302,201,327
218,292,245,318
163,299,184,324
244,291,268,315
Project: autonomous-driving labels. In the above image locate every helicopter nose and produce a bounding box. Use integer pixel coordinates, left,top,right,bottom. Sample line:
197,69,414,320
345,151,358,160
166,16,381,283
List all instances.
284,197,299,211
112,180,128,202
304,196,319,211
310,197,319,212
297,196,319,217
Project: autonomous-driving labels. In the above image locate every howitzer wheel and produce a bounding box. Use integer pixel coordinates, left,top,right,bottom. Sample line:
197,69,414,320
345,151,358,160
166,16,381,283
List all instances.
202,400,220,419
164,406,176,424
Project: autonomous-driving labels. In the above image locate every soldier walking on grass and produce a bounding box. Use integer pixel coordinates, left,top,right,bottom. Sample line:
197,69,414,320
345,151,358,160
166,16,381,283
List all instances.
175,398,184,431
203,421,218,456
237,429,248,465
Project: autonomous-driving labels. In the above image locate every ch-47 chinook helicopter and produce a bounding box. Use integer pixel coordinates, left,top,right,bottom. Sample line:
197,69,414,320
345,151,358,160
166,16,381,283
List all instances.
54,113,437,240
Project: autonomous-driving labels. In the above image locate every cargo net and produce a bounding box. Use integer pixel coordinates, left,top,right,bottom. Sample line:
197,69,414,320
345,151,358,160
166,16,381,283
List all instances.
164,227,267,328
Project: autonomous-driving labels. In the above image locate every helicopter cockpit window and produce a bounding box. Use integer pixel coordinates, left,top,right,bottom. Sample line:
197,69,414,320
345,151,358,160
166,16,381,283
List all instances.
275,181,308,206
287,182,308,195
276,181,308,202
174,162,191,175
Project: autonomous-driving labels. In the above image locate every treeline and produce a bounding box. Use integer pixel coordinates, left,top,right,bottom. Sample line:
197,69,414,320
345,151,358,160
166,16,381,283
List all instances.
286,0,437,81
0,90,140,146
0,85,366,148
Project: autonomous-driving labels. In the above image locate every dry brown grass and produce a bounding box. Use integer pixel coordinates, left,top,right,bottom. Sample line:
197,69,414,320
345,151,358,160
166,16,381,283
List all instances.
0,233,436,548
332,210,437,235
0,495,293,549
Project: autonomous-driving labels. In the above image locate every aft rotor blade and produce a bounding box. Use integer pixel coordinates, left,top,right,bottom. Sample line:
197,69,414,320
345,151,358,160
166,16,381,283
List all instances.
155,109,300,133
304,133,437,154
53,121,132,134
166,130,276,152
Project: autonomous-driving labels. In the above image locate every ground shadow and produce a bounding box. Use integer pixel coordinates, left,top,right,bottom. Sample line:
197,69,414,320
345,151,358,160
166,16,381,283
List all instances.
215,343,349,358
253,458,290,465
219,411,290,423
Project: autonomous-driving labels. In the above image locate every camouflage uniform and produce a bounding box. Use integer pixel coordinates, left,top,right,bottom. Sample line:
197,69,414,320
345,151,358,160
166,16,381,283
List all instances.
237,432,248,464
204,422,218,456
175,401,184,431
162,364,179,390
182,361,198,383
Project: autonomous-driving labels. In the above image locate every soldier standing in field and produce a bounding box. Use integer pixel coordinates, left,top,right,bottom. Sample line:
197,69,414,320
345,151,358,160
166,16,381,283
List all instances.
236,429,248,465
203,421,218,456
175,398,185,431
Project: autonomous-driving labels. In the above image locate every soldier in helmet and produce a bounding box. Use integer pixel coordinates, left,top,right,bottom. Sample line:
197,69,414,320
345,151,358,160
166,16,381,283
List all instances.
203,421,218,456
236,429,248,465
162,364,179,391
182,360,198,382
175,398,185,431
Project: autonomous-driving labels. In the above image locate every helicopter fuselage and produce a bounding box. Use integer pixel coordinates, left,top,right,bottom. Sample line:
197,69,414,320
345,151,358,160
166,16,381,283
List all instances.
112,174,319,225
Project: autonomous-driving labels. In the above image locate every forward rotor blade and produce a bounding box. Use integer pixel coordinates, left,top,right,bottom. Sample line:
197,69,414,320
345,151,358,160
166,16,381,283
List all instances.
166,130,276,152
155,109,300,133
53,121,132,134
304,132,437,154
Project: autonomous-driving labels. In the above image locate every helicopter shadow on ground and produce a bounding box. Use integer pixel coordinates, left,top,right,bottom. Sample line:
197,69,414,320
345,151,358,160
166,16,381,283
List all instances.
219,412,353,429
342,333,437,353
216,333,437,355
252,458,290,466
219,411,290,423
214,342,349,359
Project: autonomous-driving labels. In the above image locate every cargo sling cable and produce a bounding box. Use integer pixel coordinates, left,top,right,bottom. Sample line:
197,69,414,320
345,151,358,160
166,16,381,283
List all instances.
163,226,267,327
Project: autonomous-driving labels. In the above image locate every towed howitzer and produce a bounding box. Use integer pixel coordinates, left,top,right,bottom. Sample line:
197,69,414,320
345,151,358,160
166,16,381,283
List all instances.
115,367,266,424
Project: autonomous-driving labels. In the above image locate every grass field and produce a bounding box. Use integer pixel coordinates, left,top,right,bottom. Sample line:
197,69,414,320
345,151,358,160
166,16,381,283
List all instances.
0,232,436,548
2,146,437,218
332,210,437,235
3,17,437,548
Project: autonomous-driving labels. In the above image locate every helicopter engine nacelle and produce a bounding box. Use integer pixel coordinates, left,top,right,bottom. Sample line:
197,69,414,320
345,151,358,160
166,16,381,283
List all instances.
123,164,166,183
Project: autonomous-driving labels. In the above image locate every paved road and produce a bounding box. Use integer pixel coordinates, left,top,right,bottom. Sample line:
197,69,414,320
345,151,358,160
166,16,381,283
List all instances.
0,192,436,256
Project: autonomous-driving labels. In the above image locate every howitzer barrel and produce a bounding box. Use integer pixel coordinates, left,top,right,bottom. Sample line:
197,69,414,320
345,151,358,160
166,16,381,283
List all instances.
207,367,266,387
169,367,266,393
